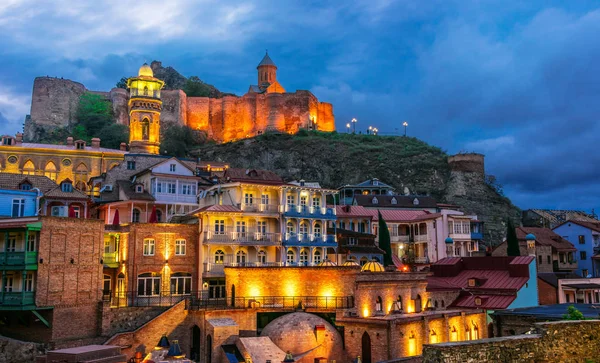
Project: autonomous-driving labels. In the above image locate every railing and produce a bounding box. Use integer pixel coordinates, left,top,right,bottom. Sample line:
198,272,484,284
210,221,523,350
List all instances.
204,261,285,274
0,251,38,266
204,230,280,245
105,290,191,308
283,204,336,218
103,252,119,267
0,291,35,306
414,234,428,242
186,295,354,311
284,233,336,244
240,203,280,213
390,235,410,242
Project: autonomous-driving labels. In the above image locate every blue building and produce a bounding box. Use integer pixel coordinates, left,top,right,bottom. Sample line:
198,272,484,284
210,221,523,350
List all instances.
0,189,39,218
553,220,600,277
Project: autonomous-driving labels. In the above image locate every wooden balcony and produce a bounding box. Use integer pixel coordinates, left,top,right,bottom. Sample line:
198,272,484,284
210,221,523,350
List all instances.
0,251,38,270
0,291,35,310
204,230,281,245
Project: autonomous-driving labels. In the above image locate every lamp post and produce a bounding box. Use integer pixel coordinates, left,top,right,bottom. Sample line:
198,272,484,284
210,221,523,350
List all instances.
351,118,357,133
373,128,378,136
346,123,350,133
368,126,372,135
403,121,408,137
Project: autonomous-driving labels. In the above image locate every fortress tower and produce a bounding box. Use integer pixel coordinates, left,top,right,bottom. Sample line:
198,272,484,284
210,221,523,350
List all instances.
127,63,164,154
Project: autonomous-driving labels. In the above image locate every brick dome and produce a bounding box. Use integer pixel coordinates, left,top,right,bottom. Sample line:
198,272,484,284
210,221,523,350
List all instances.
260,312,346,361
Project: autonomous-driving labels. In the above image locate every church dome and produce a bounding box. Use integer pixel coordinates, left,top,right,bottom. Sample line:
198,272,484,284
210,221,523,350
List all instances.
138,63,154,77
361,260,385,272
261,312,345,361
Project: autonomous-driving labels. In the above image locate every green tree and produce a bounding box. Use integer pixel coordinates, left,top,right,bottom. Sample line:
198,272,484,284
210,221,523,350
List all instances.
76,92,114,139
562,305,586,320
378,211,394,267
116,77,128,89
97,123,129,149
160,124,207,157
506,218,520,256
183,76,211,97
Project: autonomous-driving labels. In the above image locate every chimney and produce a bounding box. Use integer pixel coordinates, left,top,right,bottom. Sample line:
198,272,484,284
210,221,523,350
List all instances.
119,142,127,151
67,137,74,146
91,138,100,149
15,133,23,145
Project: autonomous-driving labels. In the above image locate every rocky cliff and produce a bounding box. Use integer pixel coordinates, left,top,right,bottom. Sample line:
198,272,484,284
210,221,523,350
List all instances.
192,131,520,246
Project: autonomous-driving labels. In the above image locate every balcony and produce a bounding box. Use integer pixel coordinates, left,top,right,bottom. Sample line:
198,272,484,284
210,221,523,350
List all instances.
240,203,280,214
414,234,428,242
204,230,281,246
0,291,35,309
449,232,471,240
390,234,410,243
283,205,336,219
204,261,285,275
283,233,336,246
554,259,578,271
0,251,38,269
103,252,120,268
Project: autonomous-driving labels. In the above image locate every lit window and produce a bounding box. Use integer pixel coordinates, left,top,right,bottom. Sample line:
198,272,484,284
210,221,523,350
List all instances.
245,193,254,205
261,194,269,206
286,195,294,206
143,239,155,256
137,273,160,296
579,235,586,244
169,164,176,172
214,250,225,263
236,250,247,264
175,239,186,255
376,296,382,312
170,273,191,295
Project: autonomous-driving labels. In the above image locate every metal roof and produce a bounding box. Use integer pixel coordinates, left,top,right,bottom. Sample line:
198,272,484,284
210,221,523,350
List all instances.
257,52,276,67
451,294,516,310
491,303,600,319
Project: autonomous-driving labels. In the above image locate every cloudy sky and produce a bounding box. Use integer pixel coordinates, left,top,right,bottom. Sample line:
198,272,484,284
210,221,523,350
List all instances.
1,0,599,212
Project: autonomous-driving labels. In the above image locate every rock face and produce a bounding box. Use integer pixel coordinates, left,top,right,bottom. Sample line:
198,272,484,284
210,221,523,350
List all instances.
0,335,46,363
193,133,520,246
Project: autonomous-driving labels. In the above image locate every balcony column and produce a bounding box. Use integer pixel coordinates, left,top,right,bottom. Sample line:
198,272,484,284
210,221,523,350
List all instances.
322,219,326,242
21,271,27,301
309,247,314,266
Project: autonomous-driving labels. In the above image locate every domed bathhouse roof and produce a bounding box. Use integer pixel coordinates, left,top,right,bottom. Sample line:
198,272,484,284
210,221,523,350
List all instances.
138,63,154,77
260,312,346,361
361,259,385,272
317,258,337,267
342,259,360,267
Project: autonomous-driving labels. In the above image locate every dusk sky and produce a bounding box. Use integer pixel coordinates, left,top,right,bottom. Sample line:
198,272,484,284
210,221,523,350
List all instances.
1,1,599,212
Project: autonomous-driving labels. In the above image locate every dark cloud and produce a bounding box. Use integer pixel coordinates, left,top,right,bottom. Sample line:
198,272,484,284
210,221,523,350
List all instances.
0,1,599,211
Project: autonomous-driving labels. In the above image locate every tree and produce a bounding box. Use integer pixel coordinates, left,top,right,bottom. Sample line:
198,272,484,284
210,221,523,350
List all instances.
378,211,394,267
506,218,520,256
116,77,128,89
160,123,206,157
183,76,211,97
76,93,114,138
562,305,586,320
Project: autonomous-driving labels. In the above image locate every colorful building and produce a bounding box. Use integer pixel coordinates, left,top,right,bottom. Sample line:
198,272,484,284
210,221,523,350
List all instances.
553,220,600,277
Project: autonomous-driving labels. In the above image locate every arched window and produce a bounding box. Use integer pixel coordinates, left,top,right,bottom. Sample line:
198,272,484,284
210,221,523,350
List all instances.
313,250,322,265
286,221,295,234
44,161,57,181
314,223,322,238
143,86,149,96
300,249,308,266
141,118,150,140
299,222,308,240
22,160,35,175
372,197,378,204
258,250,266,264
286,249,295,265
375,296,383,312
395,296,403,311
75,181,87,192
361,332,372,363
450,326,458,342
472,322,479,340
117,273,125,298
214,250,225,264
236,250,247,264
137,272,160,296
132,208,141,223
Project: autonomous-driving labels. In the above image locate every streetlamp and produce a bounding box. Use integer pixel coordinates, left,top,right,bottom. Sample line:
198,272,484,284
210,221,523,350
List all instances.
403,121,408,137
373,128,378,136
351,118,357,133
368,126,373,135
346,123,350,133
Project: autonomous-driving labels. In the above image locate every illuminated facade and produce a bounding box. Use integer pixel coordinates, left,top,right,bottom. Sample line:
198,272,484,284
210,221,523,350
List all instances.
127,63,164,154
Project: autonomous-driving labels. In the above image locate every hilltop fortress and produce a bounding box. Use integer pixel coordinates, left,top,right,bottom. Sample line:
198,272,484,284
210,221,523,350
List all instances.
24,53,335,143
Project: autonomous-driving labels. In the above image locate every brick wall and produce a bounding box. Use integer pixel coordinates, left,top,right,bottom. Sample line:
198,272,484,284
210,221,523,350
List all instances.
537,278,558,305
422,320,600,363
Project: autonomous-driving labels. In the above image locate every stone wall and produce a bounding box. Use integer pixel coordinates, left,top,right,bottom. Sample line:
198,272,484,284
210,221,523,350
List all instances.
100,305,169,337
422,320,600,363
0,336,47,363
448,153,485,175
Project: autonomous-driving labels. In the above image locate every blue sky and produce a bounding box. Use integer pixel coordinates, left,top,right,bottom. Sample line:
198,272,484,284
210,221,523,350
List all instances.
1,0,599,212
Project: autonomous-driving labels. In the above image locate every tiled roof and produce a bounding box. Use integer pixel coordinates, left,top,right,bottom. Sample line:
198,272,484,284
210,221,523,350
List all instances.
554,220,600,233
516,227,576,252
17,142,126,154
257,52,276,67
354,195,438,209
529,209,598,224
334,205,374,218
0,173,58,193
451,294,516,310
221,168,284,185
116,180,155,201
44,185,88,200
371,210,440,222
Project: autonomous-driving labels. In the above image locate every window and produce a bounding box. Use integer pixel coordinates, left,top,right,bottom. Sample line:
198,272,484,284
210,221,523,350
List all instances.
24,272,34,292
143,239,155,256
314,223,322,238
12,199,25,217
312,197,321,208
372,197,378,204
257,221,267,234
582,269,589,277
135,185,144,193
245,193,254,205
167,183,176,194
169,164,176,172
413,198,419,205
61,182,73,192
127,161,136,170
391,197,397,205
137,273,160,296
538,255,542,264
261,194,269,206
156,182,163,193
75,141,85,150
376,296,383,312
581,251,587,260
236,221,247,235
236,250,247,264
27,234,36,252
395,296,403,311
299,222,308,237
286,221,295,234
287,195,295,206
214,250,225,263
156,210,163,222
175,239,186,256
258,250,267,264
579,235,586,244
21,183,31,191
286,250,295,264
6,234,16,252
141,119,149,140
132,209,141,223
313,250,322,264
181,184,192,195
4,274,13,292
300,249,308,265
348,237,357,246
72,206,81,218
300,195,307,206
170,273,191,295
214,220,225,234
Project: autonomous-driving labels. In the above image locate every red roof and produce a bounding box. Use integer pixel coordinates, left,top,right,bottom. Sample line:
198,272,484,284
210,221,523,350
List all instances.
451,294,517,310
371,210,440,222
516,227,576,252
334,205,374,218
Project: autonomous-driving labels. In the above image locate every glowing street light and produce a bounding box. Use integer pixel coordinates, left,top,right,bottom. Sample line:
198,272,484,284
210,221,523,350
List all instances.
346,123,350,133
368,126,373,135
373,127,379,135
351,118,357,133
403,121,408,137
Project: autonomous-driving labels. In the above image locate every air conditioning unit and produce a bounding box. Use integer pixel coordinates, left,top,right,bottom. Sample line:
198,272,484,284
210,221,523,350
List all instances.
51,206,68,217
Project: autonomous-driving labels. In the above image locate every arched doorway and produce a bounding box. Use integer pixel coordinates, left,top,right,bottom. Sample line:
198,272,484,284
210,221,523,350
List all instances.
361,331,372,363
191,325,200,361
206,334,212,363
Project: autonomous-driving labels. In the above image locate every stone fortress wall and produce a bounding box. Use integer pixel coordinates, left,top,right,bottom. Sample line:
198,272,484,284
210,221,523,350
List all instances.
447,153,485,174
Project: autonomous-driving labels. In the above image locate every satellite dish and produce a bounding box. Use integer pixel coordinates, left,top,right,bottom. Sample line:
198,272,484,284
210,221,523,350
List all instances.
587,274,592,278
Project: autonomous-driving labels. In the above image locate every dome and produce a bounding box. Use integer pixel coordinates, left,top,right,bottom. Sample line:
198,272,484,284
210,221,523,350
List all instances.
361,260,385,272
526,233,536,241
261,312,345,361
317,258,337,267
445,237,454,244
342,259,360,267
138,63,154,77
